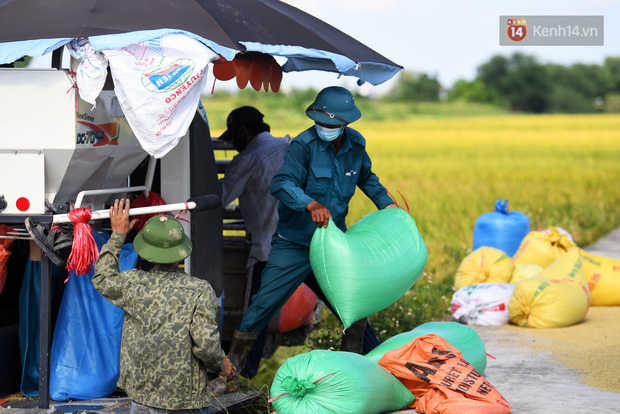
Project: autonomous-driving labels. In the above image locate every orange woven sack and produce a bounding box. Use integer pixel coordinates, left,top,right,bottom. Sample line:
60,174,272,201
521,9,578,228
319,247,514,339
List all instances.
378,333,511,414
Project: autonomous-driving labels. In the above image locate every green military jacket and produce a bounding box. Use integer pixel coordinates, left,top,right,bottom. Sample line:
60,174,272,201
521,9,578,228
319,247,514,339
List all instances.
93,232,225,410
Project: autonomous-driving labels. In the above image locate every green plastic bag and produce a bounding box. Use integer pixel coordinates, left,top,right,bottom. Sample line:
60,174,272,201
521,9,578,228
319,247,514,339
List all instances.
310,208,427,329
364,321,487,374
270,350,414,414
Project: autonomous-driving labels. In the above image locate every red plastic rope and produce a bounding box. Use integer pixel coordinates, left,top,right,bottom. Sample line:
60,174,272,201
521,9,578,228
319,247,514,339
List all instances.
386,189,410,213
67,71,78,112
173,202,191,223
397,190,410,213
65,207,99,280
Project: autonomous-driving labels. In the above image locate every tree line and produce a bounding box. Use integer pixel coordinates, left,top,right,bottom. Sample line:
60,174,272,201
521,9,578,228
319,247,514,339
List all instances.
390,52,620,113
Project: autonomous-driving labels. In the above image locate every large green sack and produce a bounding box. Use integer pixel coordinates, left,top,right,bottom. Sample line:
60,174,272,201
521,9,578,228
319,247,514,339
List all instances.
270,350,414,414
310,208,427,329
364,321,487,374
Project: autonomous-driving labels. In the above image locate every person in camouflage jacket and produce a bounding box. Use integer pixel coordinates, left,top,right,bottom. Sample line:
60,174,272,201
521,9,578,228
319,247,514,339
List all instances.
93,198,235,413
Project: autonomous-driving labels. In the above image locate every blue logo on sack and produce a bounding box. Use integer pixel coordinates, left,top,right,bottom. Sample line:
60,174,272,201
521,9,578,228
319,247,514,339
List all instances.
148,64,190,90
141,59,195,93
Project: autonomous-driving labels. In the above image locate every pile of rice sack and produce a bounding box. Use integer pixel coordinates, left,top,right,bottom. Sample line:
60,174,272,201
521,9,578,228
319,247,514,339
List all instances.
453,225,620,328
270,322,508,414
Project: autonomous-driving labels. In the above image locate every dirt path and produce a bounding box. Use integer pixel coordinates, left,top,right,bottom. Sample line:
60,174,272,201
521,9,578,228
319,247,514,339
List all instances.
473,306,620,414
523,306,620,393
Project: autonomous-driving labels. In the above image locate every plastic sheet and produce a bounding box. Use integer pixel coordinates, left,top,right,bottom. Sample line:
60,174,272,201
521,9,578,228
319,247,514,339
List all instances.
49,230,138,401
18,257,42,397
310,208,427,329
19,257,64,397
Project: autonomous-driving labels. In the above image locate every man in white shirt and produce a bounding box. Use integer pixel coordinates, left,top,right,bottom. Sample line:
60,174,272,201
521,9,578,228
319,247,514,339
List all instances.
217,106,290,380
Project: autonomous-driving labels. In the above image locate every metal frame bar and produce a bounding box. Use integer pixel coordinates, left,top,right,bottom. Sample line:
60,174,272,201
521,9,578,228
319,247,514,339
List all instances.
53,201,198,224
39,255,51,409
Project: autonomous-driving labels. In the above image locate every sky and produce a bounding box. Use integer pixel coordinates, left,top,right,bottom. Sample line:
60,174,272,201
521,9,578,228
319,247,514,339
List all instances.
255,0,620,95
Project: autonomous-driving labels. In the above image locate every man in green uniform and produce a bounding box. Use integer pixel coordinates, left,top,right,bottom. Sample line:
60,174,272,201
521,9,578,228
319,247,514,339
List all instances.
93,199,234,413
226,86,397,374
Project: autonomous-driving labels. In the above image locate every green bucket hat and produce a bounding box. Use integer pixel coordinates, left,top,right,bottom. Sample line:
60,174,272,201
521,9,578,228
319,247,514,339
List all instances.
306,86,362,126
133,215,192,264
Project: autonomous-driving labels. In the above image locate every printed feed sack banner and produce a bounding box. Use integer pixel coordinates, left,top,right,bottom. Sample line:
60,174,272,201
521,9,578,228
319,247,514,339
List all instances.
103,34,218,158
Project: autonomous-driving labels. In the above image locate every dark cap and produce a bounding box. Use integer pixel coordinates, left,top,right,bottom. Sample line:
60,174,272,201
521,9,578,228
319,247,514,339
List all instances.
219,106,264,141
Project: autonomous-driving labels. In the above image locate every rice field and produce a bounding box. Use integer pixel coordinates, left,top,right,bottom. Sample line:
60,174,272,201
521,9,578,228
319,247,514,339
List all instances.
342,114,620,281
209,104,620,291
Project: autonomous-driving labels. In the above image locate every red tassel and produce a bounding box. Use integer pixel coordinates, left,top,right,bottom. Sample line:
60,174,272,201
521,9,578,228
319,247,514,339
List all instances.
65,207,99,279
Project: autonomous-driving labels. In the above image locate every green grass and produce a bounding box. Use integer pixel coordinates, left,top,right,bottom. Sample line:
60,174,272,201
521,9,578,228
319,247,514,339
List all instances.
205,94,620,401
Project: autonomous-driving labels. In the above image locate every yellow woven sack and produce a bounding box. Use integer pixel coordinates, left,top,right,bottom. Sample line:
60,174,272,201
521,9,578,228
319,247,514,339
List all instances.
509,249,589,328
454,246,514,290
512,228,576,267
510,264,544,284
579,248,620,306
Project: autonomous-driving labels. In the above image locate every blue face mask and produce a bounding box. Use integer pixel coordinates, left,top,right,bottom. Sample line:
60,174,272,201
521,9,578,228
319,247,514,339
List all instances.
315,124,344,142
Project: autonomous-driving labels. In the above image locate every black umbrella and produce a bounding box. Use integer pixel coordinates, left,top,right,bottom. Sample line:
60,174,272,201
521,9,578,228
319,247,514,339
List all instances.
0,0,402,85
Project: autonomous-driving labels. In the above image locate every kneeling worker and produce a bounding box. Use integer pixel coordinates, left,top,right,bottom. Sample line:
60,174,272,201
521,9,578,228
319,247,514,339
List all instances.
93,199,234,413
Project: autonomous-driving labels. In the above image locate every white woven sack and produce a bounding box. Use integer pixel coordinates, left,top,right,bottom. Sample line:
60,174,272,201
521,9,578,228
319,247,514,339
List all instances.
451,283,515,325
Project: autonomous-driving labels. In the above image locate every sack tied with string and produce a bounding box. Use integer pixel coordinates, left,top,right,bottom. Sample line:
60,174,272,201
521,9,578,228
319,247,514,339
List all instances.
270,349,414,414
512,228,576,268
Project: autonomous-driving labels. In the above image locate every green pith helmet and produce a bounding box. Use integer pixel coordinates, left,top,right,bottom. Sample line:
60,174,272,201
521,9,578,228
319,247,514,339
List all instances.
306,86,362,126
133,215,192,264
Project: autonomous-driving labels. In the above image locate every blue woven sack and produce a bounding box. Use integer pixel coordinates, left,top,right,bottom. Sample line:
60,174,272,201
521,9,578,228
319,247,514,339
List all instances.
49,230,138,401
473,199,530,257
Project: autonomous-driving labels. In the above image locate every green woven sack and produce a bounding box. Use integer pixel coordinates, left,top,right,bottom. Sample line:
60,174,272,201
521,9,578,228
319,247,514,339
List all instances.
270,350,414,414
364,321,487,374
310,208,427,329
